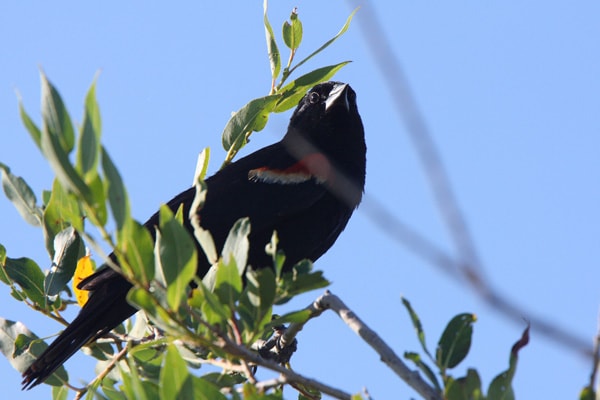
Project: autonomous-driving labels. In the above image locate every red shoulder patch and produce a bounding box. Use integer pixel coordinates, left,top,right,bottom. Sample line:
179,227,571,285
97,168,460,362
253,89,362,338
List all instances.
248,153,332,184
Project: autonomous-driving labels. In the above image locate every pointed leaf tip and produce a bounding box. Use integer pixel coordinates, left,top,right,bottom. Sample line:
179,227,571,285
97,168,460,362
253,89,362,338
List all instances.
436,313,476,370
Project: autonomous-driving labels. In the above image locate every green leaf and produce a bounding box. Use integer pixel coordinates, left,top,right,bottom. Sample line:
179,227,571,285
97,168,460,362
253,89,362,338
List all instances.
0,163,43,226
221,217,250,277
101,379,127,400
120,220,155,284
18,99,42,150
189,282,230,326
436,313,476,370
155,205,197,310
487,325,529,400
42,189,51,206
275,260,329,304
52,385,69,400
81,172,108,227
131,345,163,372
265,231,285,278
580,387,595,400
77,78,102,180
238,268,275,336
102,146,130,234
263,0,281,82
445,369,483,400
43,179,83,257
401,297,433,361
274,62,351,113
44,226,85,296
282,9,303,51
127,331,164,359
286,8,357,76
75,79,108,226
403,351,441,391
221,94,281,155
214,258,242,307
3,257,46,308
160,344,194,400
171,341,204,369
40,71,75,154
192,376,228,400
39,73,92,203
0,244,6,276
487,372,515,400
127,287,159,316
201,372,246,389
189,152,216,273
120,356,158,400
0,317,68,386
84,340,115,362
127,287,180,334
201,263,218,293
268,309,311,327
189,182,217,266
192,147,211,184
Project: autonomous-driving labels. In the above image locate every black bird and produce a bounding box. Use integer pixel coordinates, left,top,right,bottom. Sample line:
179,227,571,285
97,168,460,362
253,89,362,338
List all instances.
22,81,366,389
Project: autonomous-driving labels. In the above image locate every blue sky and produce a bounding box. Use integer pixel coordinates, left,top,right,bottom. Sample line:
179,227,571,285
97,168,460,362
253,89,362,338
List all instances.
1,2,599,399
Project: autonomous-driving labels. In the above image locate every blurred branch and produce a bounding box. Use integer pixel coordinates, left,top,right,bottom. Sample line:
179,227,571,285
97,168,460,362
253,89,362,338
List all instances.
582,315,600,396
593,328,600,392
345,0,593,359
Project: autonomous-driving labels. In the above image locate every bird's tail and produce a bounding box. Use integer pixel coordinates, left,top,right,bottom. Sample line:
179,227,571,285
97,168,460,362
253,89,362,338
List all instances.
21,278,136,390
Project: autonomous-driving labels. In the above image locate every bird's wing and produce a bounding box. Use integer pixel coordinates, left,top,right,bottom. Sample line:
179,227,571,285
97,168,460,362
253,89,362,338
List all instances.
198,142,333,242
79,142,331,287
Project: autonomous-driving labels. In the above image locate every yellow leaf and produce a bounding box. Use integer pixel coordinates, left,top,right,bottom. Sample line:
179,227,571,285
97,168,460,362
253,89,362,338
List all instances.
73,255,94,307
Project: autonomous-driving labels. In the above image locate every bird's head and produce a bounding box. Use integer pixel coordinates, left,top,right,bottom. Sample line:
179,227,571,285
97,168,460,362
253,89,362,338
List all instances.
284,81,366,192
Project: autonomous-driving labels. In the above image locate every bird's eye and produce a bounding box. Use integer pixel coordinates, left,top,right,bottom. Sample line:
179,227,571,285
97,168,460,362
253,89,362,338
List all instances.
308,92,320,104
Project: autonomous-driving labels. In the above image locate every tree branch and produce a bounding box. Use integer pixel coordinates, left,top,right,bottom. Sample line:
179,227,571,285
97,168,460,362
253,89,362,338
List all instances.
74,345,129,400
278,290,441,398
311,291,442,400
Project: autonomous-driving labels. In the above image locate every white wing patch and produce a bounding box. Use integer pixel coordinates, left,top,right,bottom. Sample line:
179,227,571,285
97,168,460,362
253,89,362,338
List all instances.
248,153,332,185
248,168,315,184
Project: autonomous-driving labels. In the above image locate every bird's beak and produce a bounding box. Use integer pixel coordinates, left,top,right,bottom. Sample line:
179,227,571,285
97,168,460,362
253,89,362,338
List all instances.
325,83,350,112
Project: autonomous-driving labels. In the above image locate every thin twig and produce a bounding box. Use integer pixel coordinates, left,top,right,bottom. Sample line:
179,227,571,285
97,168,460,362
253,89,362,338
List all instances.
280,300,322,349
313,291,442,400
197,357,250,375
229,316,257,384
74,345,129,400
228,341,353,399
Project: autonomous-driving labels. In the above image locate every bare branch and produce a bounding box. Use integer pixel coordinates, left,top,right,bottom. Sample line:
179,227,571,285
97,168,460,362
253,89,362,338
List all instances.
231,344,354,400
253,376,287,391
74,345,128,400
312,291,442,400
